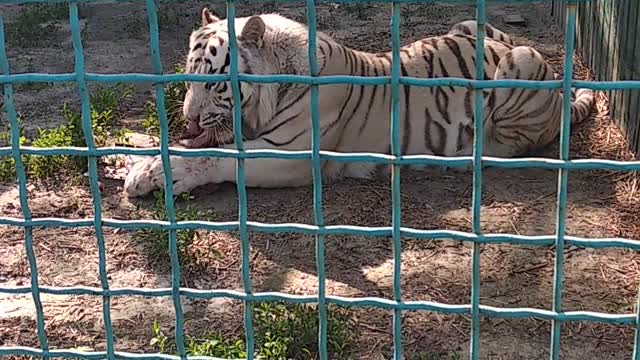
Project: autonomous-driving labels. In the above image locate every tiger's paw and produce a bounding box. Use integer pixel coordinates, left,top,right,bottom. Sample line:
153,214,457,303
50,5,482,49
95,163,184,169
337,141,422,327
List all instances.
123,155,210,198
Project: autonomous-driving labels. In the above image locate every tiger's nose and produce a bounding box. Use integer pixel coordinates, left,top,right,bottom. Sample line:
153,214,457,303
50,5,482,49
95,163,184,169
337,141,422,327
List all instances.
184,112,199,122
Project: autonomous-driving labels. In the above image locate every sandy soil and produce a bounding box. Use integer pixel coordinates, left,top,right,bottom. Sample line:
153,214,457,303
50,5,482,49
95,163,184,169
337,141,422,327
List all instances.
1,1,639,359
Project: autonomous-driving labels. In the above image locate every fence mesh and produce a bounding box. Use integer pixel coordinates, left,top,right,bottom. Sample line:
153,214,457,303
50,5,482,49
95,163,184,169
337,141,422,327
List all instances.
1,0,640,359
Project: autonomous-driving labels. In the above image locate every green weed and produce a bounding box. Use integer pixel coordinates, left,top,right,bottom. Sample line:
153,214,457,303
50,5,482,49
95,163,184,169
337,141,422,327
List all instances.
132,190,209,269
151,302,357,359
143,64,187,139
252,302,356,359
0,156,16,183
186,333,247,359
68,83,134,146
6,4,68,48
28,83,133,180
0,118,27,182
0,84,133,182
26,124,75,180
150,320,169,354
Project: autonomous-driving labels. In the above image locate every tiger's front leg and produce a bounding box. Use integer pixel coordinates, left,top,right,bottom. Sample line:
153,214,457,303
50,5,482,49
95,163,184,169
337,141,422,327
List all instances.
122,154,217,197
123,139,313,197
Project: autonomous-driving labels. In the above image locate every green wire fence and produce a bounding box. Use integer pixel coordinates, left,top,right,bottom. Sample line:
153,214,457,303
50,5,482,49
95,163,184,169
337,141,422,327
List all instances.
1,0,640,359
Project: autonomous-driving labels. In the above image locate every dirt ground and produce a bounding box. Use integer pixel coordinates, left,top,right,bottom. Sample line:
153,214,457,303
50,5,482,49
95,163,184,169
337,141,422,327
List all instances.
1,1,640,359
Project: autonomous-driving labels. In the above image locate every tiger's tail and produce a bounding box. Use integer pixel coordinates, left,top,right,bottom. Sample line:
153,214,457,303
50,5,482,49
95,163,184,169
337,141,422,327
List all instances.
552,72,596,125
569,87,595,125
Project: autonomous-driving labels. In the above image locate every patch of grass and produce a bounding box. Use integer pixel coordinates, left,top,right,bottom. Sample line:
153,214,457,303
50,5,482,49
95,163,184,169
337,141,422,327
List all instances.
150,320,170,353
151,318,247,358
0,118,27,182
253,302,356,359
186,332,247,359
0,84,133,182
0,157,17,183
26,124,75,180
143,64,187,139
27,83,133,180
67,83,134,148
151,302,358,359
6,4,68,48
132,190,209,268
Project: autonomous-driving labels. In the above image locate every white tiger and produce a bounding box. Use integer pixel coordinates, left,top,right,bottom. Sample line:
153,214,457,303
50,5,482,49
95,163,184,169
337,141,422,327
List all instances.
123,9,594,197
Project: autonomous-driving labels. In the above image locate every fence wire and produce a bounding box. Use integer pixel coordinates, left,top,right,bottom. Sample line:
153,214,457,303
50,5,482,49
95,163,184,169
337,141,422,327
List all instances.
1,0,640,359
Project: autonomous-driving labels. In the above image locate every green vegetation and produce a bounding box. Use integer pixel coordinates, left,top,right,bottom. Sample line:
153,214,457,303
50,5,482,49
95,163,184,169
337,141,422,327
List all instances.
142,64,188,139
151,302,357,359
0,118,27,182
131,190,211,269
0,84,133,183
6,4,68,48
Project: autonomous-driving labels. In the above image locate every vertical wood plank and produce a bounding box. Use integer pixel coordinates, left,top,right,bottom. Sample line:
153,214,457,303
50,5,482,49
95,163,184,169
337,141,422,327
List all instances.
590,0,600,78
608,0,618,118
552,0,639,152
612,0,630,132
628,5,640,151
582,0,593,66
619,0,638,145
606,0,612,81
576,0,584,52
588,0,596,70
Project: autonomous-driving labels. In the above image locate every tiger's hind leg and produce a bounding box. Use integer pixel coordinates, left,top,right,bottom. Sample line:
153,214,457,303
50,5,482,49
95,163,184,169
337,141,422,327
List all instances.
482,46,570,158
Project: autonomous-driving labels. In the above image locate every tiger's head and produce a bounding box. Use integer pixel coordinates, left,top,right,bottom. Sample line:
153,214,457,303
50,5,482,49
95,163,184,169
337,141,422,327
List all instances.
182,8,272,148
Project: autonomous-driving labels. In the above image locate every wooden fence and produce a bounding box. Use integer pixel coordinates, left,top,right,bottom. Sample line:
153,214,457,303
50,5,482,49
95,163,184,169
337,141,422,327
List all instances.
552,0,640,153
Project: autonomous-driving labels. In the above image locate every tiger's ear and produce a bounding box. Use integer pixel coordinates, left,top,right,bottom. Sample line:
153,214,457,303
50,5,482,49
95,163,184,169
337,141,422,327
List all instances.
240,16,266,46
201,8,220,26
